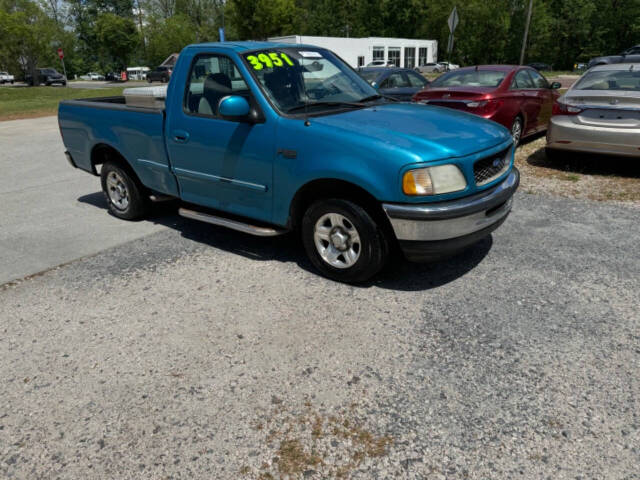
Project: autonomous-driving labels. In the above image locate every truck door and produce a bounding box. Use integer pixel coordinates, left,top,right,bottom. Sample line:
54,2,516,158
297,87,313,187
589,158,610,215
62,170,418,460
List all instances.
166,52,275,223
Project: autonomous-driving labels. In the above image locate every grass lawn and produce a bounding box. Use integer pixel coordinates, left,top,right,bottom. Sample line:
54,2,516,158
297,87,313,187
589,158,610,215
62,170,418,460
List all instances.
0,86,127,121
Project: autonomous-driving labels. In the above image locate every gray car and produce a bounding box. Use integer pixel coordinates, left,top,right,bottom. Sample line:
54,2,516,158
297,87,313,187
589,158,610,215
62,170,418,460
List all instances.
415,62,445,74
546,63,640,158
588,45,640,68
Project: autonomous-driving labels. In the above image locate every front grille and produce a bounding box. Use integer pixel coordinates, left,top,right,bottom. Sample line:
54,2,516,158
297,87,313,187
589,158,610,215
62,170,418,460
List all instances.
473,148,511,186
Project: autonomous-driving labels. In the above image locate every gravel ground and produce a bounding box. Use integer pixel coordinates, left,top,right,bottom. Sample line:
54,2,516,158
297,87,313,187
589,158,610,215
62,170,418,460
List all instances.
1,192,639,479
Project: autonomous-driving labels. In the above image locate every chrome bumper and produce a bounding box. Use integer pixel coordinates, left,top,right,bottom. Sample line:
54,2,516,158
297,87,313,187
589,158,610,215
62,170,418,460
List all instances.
383,169,519,242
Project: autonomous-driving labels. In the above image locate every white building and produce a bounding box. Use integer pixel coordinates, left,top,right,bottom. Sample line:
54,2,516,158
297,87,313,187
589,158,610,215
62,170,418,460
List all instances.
268,35,438,69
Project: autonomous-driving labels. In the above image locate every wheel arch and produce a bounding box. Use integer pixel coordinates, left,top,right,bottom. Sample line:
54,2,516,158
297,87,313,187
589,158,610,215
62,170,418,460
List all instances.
287,178,395,241
91,143,144,188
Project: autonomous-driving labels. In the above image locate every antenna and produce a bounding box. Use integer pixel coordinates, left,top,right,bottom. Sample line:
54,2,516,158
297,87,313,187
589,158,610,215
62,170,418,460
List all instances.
299,56,311,126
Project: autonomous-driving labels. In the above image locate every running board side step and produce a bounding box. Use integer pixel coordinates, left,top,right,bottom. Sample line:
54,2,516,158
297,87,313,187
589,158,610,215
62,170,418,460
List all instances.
178,208,287,237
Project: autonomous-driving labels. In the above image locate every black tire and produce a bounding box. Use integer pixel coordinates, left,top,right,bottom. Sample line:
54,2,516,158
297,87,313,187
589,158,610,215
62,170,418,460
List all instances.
301,198,389,283
511,115,524,146
100,161,149,220
147,77,152,83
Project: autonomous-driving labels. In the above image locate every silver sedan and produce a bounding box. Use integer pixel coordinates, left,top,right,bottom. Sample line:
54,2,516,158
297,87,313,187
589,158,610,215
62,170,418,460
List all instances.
546,63,640,158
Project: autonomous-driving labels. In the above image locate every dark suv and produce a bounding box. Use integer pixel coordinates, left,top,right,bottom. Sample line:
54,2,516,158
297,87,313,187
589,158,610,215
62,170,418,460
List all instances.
26,68,67,86
588,45,640,68
147,66,172,83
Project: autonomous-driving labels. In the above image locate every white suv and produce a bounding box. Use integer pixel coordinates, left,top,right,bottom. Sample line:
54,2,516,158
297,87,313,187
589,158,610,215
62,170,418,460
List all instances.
0,72,15,84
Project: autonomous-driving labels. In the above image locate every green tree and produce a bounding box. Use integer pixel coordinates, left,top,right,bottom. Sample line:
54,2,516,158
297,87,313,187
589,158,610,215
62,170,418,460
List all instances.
0,0,60,83
228,0,299,40
95,12,139,69
145,14,197,66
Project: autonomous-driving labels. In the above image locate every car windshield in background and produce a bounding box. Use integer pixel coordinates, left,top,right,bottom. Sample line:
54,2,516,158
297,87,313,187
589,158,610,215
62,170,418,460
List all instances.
359,70,380,83
573,70,640,91
431,70,506,88
241,48,378,114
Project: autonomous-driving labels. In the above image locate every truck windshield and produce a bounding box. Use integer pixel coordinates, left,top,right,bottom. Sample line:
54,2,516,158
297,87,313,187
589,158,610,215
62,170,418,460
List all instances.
431,70,506,88
573,70,640,91
241,48,378,114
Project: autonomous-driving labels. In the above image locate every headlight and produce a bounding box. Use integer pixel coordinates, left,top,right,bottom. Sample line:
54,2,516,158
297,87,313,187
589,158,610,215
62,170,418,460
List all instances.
403,164,467,196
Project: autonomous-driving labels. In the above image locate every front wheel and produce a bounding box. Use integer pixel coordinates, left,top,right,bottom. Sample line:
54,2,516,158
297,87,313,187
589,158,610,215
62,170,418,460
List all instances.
100,161,149,220
301,199,389,283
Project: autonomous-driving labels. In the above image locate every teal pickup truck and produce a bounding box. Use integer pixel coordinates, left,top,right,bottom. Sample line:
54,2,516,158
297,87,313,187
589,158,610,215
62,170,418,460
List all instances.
58,41,519,283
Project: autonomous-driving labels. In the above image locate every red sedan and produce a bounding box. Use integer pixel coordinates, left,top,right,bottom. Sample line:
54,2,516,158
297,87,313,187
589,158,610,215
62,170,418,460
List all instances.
412,65,562,145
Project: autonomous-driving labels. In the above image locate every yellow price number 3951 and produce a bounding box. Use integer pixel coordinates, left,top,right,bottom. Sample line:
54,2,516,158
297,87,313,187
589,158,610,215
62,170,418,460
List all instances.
246,52,294,70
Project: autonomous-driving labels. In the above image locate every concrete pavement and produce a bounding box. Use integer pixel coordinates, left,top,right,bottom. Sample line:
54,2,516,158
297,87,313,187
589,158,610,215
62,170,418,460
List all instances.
0,116,167,285
1,192,638,479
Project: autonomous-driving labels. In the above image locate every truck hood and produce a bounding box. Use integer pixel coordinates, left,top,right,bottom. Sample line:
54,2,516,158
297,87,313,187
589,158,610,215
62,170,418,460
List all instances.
310,102,510,161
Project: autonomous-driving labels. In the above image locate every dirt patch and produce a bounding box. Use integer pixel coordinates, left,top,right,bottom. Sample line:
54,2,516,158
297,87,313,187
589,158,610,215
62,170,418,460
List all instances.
242,401,393,479
515,137,640,205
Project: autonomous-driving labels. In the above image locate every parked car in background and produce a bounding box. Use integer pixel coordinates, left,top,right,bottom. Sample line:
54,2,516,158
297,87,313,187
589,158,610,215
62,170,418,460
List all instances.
415,62,447,74
366,60,395,68
359,67,430,101
574,62,588,71
59,41,519,283
105,72,120,82
413,65,561,145
546,63,640,159
80,72,105,81
0,71,15,84
528,62,552,71
588,45,640,68
439,61,460,71
25,68,66,86
147,66,173,83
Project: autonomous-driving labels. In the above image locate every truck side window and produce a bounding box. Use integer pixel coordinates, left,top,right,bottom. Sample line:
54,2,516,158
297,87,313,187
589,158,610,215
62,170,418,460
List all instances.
184,54,250,118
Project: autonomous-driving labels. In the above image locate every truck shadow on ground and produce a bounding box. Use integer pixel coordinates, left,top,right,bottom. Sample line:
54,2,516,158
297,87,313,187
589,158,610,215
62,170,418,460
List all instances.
78,192,492,291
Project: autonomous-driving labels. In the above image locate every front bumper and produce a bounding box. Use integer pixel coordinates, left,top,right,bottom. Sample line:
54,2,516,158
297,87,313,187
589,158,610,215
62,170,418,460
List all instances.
547,116,640,158
383,168,519,262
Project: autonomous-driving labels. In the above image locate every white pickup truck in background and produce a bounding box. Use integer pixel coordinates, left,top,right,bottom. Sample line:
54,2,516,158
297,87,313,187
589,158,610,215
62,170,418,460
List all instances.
0,71,15,84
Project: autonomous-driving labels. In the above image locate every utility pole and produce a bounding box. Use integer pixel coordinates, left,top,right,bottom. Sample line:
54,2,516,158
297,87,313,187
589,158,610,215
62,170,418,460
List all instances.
519,0,533,65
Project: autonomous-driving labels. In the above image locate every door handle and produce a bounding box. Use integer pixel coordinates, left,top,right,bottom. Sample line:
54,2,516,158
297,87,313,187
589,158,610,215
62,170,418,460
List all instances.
172,130,190,143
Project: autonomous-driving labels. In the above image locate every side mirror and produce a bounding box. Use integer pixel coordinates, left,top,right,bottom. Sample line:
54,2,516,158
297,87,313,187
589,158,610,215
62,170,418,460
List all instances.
218,95,251,121
550,82,561,89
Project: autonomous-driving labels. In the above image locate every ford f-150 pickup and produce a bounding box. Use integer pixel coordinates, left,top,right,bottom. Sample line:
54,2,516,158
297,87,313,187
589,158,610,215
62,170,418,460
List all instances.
58,41,519,283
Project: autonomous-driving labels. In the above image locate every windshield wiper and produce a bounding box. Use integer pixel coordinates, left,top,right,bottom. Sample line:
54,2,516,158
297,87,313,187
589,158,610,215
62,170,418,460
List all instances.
358,94,399,103
286,101,366,113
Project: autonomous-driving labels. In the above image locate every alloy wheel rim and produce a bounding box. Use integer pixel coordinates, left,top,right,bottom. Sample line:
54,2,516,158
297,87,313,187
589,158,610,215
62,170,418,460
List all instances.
313,213,361,269
512,119,522,145
106,171,129,210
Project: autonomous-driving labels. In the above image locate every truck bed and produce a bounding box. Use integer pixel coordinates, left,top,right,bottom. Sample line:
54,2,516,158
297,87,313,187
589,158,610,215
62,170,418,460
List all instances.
58,97,179,197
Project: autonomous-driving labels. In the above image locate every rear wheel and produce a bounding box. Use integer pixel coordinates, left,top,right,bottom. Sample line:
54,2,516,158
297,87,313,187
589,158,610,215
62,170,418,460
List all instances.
301,199,389,283
100,161,149,220
511,116,524,146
